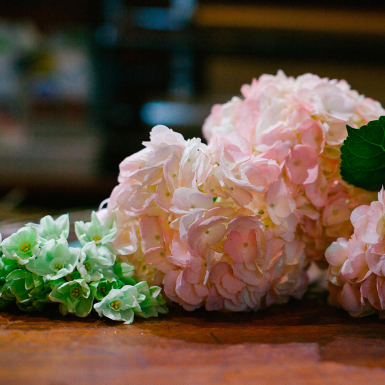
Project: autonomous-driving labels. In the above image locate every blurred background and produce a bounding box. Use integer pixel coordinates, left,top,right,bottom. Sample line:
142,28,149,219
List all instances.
0,0,385,223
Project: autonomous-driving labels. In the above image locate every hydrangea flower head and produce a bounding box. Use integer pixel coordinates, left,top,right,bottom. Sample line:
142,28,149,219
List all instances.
105,123,307,312
203,71,381,263
326,187,385,318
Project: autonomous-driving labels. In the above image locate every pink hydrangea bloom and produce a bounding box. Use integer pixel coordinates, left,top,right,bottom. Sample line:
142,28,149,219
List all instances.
104,122,308,312
325,188,385,318
103,71,384,313
203,71,380,263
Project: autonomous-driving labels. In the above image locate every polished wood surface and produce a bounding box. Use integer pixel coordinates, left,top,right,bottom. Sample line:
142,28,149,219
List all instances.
1,292,385,385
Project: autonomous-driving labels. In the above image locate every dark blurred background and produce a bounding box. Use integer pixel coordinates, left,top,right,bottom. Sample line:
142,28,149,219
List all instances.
1,0,385,213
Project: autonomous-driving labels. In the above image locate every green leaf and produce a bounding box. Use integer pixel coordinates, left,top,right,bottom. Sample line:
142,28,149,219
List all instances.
341,116,385,191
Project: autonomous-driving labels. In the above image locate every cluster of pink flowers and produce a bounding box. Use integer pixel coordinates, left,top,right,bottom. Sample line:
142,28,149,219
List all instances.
326,188,385,318
104,125,307,311
203,70,382,264
102,71,384,312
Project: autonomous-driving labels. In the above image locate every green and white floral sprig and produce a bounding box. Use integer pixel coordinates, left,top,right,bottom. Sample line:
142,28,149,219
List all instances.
0,212,168,324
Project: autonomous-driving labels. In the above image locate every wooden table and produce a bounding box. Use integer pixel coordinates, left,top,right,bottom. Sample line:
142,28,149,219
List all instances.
1,292,385,385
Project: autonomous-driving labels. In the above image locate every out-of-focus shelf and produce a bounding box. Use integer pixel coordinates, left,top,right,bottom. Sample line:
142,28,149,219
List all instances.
194,4,385,36
104,26,385,66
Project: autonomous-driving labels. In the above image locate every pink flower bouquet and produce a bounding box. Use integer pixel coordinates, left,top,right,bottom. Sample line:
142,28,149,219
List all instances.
102,71,384,313
326,188,385,318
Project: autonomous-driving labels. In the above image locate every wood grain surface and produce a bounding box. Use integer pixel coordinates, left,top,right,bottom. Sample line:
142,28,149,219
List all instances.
1,292,385,385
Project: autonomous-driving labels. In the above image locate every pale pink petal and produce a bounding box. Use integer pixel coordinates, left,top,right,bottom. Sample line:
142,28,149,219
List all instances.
163,270,181,302
205,286,224,311
266,179,296,225
172,187,214,212
365,246,385,276
288,106,311,125
149,124,185,146
222,175,253,206
340,283,364,313
210,263,231,284
222,273,246,294
258,140,291,165
232,263,266,286
223,231,243,263
146,146,181,168
194,284,209,297
204,174,229,199
325,238,348,267
360,210,382,244
169,233,190,268
221,132,252,165
322,196,352,227
305,172,328,208
155,180,173,211
350,204,370,227
184,266,202,284
164,151,180,191
240,158,280,191
326,120,348,146
285,144,318,185
139,216,164,251
340,245,369,282
361,274,381,309
297,119,325,154
259,123,296,147
144,246,173,273
284,240,305,265
175,271,205,306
